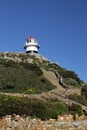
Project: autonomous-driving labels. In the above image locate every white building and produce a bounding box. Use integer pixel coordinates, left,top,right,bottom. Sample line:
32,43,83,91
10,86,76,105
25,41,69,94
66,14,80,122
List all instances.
24,36,40,53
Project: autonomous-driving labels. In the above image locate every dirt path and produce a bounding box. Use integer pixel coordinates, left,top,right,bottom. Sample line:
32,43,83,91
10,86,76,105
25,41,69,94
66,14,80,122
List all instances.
42,69,65,93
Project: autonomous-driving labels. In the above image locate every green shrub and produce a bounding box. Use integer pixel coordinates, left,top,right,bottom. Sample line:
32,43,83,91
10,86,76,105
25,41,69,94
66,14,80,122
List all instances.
0,95,68,120
0,95,46,118
68,104,83,116
46,101,68,119
63,78,78,86
0,95,83,119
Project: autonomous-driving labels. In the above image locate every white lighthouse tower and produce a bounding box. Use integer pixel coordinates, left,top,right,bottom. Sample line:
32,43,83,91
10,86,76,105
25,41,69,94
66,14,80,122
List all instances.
24,36,40,53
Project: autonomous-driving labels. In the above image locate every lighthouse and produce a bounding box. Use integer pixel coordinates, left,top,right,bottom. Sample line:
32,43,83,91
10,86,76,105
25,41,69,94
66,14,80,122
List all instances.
24,36,40,53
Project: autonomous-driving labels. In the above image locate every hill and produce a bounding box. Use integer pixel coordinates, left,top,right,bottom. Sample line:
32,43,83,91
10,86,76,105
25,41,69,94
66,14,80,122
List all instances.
0,52,87,119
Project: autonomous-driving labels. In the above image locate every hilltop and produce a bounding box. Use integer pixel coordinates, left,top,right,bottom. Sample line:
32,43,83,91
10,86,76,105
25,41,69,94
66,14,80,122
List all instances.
0,52,87,119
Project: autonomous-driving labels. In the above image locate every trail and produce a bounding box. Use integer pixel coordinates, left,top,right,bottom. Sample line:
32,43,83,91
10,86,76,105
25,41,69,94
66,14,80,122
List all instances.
42,69,65,94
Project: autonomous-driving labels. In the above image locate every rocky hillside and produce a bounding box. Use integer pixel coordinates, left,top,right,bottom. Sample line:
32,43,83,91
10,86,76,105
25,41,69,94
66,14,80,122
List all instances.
0,52,85,89
0,52,87,119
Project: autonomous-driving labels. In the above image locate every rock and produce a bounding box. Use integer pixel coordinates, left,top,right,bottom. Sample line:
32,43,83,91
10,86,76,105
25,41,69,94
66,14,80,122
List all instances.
75,114,79,121
14,115,20,121
4,115,12,128
57,114,74,122
36,119,43,125
6,128,12,130
65,88,81,96
48,119,55,123
78,115,86,120
0,115,87,130
57,116,64,121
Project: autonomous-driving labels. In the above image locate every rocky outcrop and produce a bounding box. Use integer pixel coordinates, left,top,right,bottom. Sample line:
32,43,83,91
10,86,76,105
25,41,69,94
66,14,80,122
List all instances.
64,88,81,96
0,114,87,130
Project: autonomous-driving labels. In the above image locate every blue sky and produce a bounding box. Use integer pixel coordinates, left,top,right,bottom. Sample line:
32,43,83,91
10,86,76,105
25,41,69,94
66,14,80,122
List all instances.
0,0,87,83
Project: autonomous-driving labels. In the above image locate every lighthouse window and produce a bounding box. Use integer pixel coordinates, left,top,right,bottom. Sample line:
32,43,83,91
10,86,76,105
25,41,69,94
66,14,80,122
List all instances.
29,39,31,42
27,39,29,43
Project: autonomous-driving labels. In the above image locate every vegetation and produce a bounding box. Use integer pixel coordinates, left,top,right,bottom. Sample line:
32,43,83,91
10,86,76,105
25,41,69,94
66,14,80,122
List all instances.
0,53,85,88
81,84,87,98
0,53,85,119
0,95,83,120
0,59,56,94
36,61,85,87
63,78,78,86
65,84,87,106
46,101,68,119
68,103,83,116
67,94,87,105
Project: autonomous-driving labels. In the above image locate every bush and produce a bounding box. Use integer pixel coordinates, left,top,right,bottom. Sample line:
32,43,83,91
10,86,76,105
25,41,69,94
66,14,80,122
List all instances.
0,95,47,118
0,95,68,120
59,70,81,85
68,104,83,116
0,95,83,119
63,78,78,86
46,101,68,119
